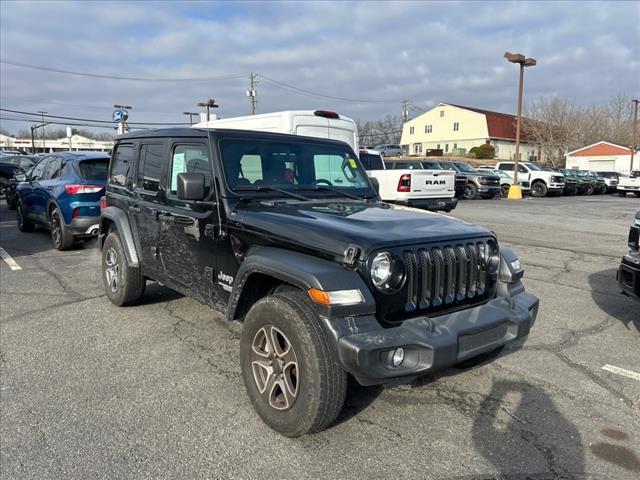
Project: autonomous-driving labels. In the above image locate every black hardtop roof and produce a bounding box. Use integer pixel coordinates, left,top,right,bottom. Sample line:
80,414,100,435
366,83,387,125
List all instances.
115,127,354,149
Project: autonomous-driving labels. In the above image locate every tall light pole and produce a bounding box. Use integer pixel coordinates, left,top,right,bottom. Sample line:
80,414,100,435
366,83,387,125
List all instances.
246,73,257,115
183,111,199,125
631,99,639,172
504,52,536,199
197,99,219,122
37,111,48,152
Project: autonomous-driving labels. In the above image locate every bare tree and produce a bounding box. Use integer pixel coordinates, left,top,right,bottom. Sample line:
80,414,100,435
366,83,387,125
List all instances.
356,114,402,146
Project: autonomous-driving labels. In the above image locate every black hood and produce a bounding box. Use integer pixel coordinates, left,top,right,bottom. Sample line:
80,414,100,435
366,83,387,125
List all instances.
231,200,492,260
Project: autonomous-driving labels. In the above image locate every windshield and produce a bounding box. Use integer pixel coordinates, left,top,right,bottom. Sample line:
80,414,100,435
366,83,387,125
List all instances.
453,162,477,173
524,162,541,171
219,138,372,197
631,171,640,178
596,171,617,178
420,161,443,170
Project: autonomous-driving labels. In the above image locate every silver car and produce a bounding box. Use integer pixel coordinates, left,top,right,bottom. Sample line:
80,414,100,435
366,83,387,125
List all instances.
373,144,404,157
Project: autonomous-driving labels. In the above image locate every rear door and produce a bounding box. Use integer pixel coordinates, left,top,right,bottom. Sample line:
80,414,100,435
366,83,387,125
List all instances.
21,157,50,220
130,141,165,279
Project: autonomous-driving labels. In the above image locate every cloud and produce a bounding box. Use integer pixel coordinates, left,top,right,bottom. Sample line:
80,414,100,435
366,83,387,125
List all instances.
1,0,638,135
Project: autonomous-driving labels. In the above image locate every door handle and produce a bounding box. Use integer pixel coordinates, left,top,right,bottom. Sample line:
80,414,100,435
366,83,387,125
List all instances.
128,205,141,213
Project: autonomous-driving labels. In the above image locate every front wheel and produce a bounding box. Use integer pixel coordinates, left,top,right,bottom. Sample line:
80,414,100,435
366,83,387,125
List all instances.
463,183,478,200
583,183,594,195
240,291,347,437
530,181,548,197
102,231,146,306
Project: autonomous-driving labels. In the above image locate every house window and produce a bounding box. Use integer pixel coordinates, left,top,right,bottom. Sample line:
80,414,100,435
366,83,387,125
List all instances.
409,126,415,135
440,110,445,117
424,124,432,133
453,143,457,149
445,144,449,153
453,122,459,131
413,144,423,155
436,144,440,150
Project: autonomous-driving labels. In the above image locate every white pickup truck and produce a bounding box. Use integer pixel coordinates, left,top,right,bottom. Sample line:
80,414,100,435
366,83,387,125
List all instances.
495,161,565,197
365,156,457,212
618,171,640,197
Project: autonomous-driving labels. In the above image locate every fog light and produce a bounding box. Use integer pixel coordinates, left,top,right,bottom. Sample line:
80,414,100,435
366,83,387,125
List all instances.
391,348,405,367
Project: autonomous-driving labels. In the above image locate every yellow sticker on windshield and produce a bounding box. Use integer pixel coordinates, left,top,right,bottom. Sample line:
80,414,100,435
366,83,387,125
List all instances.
348,158,357,168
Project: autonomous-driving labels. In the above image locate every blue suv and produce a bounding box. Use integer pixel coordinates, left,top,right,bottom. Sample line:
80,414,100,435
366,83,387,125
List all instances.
16,151,110,250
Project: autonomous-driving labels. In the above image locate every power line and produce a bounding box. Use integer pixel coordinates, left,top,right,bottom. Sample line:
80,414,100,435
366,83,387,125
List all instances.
0,108,189,126
1,60,248,82
0,96,180,114
257,74,398,104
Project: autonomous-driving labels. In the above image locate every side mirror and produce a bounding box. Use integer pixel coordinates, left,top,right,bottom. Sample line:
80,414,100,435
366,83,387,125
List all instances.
369,176,380,194
177,172,205,201
15,174,27,182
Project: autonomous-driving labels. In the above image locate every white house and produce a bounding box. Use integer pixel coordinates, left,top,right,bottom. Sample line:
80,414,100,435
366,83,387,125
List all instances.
400,103,537,160
565,141,639,174
0,133,113,153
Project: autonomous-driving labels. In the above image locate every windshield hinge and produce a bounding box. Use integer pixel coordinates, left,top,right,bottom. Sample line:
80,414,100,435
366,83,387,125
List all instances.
343,245,359,268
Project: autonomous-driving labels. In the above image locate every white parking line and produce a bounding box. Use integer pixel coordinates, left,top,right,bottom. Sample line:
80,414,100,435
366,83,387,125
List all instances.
602,364,640,382
0,246,22,271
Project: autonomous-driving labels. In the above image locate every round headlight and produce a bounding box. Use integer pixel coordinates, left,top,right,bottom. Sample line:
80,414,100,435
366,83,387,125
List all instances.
371,252,392,287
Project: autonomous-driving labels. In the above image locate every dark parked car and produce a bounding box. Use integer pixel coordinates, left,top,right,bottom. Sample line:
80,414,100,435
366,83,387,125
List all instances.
0,155,36,198
100,128,538,437
558,169,590,195
575,170,606,194
535,164,578,195
15,151,109,249
618,211,640,301
440,161,500,200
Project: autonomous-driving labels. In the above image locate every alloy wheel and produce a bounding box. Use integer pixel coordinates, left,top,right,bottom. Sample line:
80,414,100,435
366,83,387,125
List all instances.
104,247,120,293
251,325,299,411
16,204,23,228
51,212,62,247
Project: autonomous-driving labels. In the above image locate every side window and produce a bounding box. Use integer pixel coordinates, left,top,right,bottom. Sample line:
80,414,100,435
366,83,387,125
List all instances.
313,154,363,186
499,164,514,171
169,144,212,196
43,157,62,179
518,165,529,173
30,159,49,181
137,144,163,192
110,144,134,186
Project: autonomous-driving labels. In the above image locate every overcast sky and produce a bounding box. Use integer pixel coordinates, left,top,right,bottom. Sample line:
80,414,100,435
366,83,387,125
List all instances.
1,0,638,135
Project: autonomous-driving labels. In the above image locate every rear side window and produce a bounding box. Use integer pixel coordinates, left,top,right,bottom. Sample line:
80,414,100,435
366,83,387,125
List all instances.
110,144,134,186
137,144,163,192
359,153,384,170
498,163,514,171
169,144,212,196
78,159,108,181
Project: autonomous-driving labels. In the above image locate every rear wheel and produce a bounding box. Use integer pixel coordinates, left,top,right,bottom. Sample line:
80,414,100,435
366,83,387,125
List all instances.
50,207,75,251
240,291,347,437
463,183,478,200
500,184,510,196
16,202,34,232
530,181,547,197
6,191,17,210
102,231,146,306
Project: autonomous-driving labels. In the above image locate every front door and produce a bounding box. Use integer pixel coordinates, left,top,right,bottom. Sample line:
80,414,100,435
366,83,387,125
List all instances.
157,141,225,308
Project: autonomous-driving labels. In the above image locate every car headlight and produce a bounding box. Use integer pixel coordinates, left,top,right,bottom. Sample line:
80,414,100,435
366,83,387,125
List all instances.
371,252,392,287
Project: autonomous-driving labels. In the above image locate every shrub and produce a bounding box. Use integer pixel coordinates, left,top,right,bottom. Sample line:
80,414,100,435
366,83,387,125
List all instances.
472,144,495,159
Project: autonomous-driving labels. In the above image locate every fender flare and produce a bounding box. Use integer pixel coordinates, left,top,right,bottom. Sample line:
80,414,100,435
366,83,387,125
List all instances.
226,246,376,321
99,206,139,267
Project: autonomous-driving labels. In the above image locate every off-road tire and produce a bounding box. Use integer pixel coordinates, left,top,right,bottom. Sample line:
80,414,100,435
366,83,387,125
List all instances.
463,183,478,200
7,192,17,210
16,201,34,232
240,291,347,437
50,207,75,251
102,231,146,306
583,183,594,195
530,181,547,197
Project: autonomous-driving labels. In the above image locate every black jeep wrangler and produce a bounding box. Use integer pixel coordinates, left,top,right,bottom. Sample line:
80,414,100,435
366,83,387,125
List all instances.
618,211,640,301
100,128,539,437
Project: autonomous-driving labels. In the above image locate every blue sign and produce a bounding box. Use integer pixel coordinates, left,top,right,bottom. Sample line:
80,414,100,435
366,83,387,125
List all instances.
112,109,128,123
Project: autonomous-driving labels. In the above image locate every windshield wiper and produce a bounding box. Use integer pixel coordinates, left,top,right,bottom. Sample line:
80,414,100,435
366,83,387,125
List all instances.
297,185,365,200
234,185,310,201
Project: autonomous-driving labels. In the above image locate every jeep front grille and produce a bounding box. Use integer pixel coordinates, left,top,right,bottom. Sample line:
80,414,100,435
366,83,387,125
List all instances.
399,240,497,317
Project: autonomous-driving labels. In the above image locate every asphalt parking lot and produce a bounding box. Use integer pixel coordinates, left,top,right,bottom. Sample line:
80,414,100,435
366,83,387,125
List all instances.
1,195,639,480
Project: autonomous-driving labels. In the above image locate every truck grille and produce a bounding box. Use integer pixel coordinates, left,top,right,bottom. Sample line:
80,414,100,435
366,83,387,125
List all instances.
398,239,498,318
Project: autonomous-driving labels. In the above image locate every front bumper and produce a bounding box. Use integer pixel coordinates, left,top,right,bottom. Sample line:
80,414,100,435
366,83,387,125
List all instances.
618,252,640,301
325,289,539,385
548,182,565,190
478,185,500,194
399,197,458,211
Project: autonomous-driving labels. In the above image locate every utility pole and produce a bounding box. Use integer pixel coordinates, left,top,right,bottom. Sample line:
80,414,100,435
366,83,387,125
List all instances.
37,111,47,152
197,98,219,122
246,73,257,115
504,51,536,199
182,112,199,125
631,99,639,172
401,99,409,123
30,125,36,154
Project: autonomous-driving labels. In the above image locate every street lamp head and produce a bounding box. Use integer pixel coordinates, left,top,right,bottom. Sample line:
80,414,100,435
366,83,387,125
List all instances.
197,99,219,108
524,58,537,67
504,52,525,63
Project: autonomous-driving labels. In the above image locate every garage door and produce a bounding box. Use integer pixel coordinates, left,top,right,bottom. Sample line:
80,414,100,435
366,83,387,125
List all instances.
588,159,615,170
